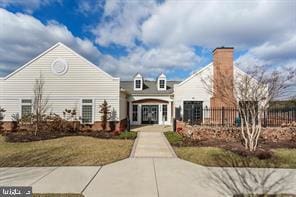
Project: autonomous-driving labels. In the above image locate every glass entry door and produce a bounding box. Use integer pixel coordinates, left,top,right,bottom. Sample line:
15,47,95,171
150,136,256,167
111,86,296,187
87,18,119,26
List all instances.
142,105,159,124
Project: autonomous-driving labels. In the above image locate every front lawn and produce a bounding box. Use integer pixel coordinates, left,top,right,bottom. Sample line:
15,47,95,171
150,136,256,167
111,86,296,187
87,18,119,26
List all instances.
174,146,296,168
0,136,134,167
165,132,296,168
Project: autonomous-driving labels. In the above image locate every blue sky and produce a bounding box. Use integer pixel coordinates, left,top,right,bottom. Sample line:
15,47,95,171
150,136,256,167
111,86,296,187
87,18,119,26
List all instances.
0,0,295,82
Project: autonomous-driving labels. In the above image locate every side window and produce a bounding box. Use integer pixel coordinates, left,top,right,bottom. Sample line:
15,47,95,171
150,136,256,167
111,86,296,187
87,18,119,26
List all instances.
132,105,138,121
81,99,93,124
21,99,32,118
162,104,167,121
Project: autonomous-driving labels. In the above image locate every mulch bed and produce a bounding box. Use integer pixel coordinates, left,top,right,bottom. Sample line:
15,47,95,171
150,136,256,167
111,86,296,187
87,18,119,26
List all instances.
3,131,116,143
178,137,296,159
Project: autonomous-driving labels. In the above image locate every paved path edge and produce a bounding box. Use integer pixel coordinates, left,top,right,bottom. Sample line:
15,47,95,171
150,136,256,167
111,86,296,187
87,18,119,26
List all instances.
161,132,177,158
130,132,140,158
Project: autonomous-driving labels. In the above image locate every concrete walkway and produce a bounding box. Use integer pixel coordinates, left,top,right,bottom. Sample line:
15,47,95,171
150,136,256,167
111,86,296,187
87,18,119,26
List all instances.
1,159,295,197
1,129,296,196
131,132,176,158
131,125,172,132
0,166,101,194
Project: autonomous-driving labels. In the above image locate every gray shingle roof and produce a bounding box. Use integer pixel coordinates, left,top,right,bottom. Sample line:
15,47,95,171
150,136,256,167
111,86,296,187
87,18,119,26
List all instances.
120,80,180,95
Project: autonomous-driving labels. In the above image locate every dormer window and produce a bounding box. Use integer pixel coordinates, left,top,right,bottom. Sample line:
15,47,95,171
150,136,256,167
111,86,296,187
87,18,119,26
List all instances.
159,80,165,89
135,80,141,89
134,73,143,91
157,73,166,91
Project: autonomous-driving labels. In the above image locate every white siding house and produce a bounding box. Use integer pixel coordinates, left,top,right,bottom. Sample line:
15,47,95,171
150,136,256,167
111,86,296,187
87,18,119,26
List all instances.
0,44,251,129
0,43,124,129
174,63,213,117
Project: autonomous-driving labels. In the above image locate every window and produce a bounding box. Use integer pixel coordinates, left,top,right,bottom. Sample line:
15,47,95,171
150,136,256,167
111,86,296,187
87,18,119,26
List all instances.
162,104,167,121
132,105,138,121
183,101,203,125
81,99,93,124
135,80,141,89
21,99,32,118
159,80,165,89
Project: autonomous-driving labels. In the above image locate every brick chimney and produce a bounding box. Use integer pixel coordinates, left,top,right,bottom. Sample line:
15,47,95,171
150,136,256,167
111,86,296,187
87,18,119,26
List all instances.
210,47,235,108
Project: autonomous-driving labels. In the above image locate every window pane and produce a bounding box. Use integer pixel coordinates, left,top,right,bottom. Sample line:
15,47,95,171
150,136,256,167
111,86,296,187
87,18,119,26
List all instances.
22,99,32,104
82,105,93,124
132,105,138,121
135,80,141,89
21,105,32,118
82,99,93,104
162,104,167,121
183,101,203,124
159,80,165,89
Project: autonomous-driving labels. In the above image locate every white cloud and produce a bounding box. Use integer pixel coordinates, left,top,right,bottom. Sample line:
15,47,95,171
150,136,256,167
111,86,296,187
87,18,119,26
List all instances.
248,34,296,62
0,0,60,13
142,0,295,48
76,0,103,16
0,8,102,76
92,0,156,47
0,8,201,80
100,45,200,79
236,34,296,70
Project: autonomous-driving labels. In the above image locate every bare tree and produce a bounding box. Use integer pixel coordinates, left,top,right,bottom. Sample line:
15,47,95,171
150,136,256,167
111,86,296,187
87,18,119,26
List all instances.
202,65,296,152
208,155,295,196
33,74,49,135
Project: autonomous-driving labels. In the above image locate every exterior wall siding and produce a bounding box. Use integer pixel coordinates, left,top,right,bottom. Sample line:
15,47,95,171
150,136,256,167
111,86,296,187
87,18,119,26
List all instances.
174,64,213,120
1,44,120,124
119,92,127,120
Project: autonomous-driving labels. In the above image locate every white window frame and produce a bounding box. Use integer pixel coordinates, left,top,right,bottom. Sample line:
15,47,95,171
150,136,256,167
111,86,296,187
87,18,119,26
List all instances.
132,104,138,122
80,98,95,124
162,104,168,122
134,79,142,91
157,73,167,91
19,98,33,118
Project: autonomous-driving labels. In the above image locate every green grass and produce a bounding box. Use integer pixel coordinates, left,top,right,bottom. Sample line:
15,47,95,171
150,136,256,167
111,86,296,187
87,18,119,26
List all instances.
164,132,296,168
164,131,183,146
0,136,134,167
115,131,137,140
33,194,84,197
173,146,296,168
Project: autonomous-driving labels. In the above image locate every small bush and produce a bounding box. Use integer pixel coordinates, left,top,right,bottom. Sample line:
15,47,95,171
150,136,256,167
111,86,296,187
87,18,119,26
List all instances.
115,131,137,140
0,107,6,132
164,131,183,146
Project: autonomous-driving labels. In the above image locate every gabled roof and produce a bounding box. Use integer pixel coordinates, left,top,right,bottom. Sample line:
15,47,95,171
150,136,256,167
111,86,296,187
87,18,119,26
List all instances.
121,80,180,95
133,73,143,79
175,62,213,87
2,42,118,80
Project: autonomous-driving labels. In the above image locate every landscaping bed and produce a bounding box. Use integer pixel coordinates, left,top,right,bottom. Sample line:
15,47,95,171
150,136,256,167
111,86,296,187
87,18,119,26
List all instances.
164,132,296,168
0,135,134,167
3,130,137,142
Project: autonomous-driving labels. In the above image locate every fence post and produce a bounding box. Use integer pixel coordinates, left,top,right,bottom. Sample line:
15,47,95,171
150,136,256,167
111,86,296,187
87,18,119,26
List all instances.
222,107,225,126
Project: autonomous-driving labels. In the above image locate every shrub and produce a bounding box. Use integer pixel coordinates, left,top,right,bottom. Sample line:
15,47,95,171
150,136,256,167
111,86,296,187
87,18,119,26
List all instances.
0,107,6,132
164,131,183,146
99,100,111,131
115,131,137,140
62,109,79,132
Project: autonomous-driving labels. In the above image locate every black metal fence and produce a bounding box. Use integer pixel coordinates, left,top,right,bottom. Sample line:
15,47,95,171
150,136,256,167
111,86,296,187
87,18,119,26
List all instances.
185,107,296,127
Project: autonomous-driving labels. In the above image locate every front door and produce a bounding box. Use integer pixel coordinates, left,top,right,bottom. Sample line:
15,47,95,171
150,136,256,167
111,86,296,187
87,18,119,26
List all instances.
142,105,159,124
